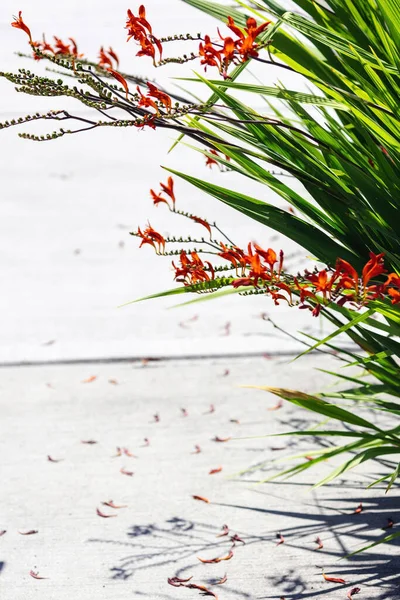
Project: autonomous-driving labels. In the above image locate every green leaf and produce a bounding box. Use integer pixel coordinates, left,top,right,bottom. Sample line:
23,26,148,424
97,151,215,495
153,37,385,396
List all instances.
163,167,357,265
245,386,382,431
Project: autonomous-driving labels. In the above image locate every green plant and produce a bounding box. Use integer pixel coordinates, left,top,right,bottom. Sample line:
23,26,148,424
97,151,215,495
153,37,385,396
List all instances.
3,2,400,552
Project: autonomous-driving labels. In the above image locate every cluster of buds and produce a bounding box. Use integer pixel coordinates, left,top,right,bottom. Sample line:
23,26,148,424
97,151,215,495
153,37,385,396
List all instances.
134,177,400,315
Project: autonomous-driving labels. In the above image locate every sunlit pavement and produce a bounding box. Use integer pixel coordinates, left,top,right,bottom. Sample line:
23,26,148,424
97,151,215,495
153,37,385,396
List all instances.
0,356,397,599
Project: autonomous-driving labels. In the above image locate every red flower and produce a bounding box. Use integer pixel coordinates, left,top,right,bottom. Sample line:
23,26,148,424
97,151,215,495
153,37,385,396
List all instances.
150,189,170,207
68,37,83,58
191,216,211,236
336,253,386,304
231,277,254,288
126,7,162,64
108,69,130,99
53,36,72,55
205,149,220,168
160,176,176,208
307,269,338,299
146,82,172,111
126,5,152,38
384,272,400,289
173,251,215,286
362,252,386,286
98,46,113,69
11,11,32,44
225,16,270,64
199,35,222,70
137,224,165,253
107,47,119,67
137,86,159,112
388,288,400,305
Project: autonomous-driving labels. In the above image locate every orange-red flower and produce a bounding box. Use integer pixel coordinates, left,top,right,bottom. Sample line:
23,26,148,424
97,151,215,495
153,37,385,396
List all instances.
137,86,159,112
68,37,83,58
108,69,130,99
98,46,113,69
307,269,339,300
218,243,248,272
126,7,162,64
146,82,172,111
53,36,72,55
126,6,152,39
11,11,32,44
191,216,211,236
205,149,220,168
160,176,175,208
388,288,400,305
150,189,170,207
137,224,165,253
336,253,386,304
199,35,222,70
385,273,400,288
173,251,215,285
107,47,119,67
149,177,175,210
226,16,270,62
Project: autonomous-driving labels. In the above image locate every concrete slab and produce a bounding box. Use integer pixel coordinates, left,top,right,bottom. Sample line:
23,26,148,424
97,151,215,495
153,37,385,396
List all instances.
0,356,398,599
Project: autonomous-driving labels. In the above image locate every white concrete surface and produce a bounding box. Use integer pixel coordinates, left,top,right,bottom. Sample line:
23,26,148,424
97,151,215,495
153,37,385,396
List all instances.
0,355,398,599
0,0,336,363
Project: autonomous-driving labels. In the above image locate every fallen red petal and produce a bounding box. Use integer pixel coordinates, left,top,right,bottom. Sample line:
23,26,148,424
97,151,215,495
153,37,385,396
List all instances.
181,408,188,417
322,573,346,584
314,536,323,549
216,573,227,585
231,533,245,545
383,518,394,529
168,576,193,587
143,438,150,446
123,448,137,457
113,447,122,457
213,436,231,443
192,445,201,454
82,375,97,383
268,400,283,411
276,533,285,546
347,587,361,600
209,466,223,475
153,413,160,422
96,508,117,518
192,495,210,503
47,455,62,463
19,530,38,535
108,378,118,385
120,467,134,477
0,530,6,536
206,404,215,414
216,524,229,538
230,419,240,424
30,570,47,579
198,549,234,563
354,503,363,514
187,583,218,598
102,500,127,509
